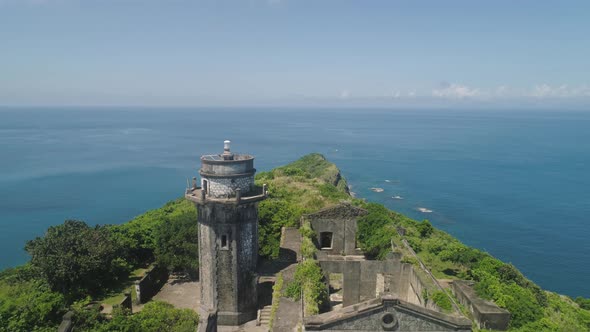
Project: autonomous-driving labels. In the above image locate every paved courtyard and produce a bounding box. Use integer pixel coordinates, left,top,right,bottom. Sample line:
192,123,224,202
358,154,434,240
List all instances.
151,276,200,312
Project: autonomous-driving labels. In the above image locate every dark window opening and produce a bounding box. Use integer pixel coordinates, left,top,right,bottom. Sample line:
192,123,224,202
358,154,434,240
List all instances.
320,232,333,249
221,234,228,249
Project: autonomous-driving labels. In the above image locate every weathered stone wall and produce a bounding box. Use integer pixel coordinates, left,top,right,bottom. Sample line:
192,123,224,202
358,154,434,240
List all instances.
199,221,215,311
197,308,218,332
359,260,401,302
57,311,74,332
135,265,168,304
398,263,440,312
308,203,367,256
119,292,132,311
196,201,260,325
320,259,399,307
200,158,254,176
319,259,442,313
305,297,472,331
202,175,254,198
451,280,510,330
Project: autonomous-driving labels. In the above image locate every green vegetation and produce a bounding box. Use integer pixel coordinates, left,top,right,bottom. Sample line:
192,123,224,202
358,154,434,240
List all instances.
292,260,327,316
576,297,590,310
255,154,590,330
0,198,198,331
25,220,130,299
255,153,351,259
431,290,453,312
268,272,284,331
284,281,301,301
287,215,329,316
110,198,197,272
154,209,199,276
72,300,198,332
0,265,64,332
356,203,397,259
300,220,317,259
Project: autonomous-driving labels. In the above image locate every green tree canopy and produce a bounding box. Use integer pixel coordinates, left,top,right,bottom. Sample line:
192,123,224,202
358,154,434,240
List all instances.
154,212,198,276
25,220,128,298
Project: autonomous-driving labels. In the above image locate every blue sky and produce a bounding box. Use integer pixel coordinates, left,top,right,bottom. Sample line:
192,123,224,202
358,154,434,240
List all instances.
1,0,589,107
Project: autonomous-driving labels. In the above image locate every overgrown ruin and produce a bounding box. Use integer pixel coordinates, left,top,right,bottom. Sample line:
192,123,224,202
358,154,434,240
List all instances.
184,142,510,332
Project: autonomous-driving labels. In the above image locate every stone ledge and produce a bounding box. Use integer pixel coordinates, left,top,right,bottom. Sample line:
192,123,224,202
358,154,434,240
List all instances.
185,187,267,205
451,280,510,330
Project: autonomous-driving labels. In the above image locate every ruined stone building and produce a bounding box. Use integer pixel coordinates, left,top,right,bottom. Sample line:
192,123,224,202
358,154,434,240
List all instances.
185,142,509,332
303,204,474,332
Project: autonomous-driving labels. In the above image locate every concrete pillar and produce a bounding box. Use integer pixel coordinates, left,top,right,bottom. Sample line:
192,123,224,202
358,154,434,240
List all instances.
343,261,361,307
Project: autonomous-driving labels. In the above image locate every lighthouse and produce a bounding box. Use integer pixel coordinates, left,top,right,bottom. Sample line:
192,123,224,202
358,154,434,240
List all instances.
185,141,267,326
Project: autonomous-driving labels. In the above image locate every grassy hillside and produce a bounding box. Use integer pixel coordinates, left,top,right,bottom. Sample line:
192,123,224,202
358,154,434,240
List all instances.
255,153,351,259
256,153,590,331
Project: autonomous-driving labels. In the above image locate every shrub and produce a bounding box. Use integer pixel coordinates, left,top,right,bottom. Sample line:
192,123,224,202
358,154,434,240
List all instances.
268,273,284,330
357,203,396,259
400,256,418,266
318,183,349,200
25,220,128,298
473,269,544,328
279,167,308,177
575,296,590,310
301,237,317,260
431,291,453,312
104,301,198,332
0,277,65,331
154,212,198,275
285,281,301,300
406,237,422,253
299,221,315,239
293,260,327,315
417,220,434,238
258,199,301,259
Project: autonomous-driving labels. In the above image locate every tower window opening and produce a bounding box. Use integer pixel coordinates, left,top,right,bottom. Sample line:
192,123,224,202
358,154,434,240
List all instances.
320,232,333,249
221,234,228,249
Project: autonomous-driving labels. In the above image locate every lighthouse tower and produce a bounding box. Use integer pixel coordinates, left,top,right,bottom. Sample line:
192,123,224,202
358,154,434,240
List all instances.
185,141,267,326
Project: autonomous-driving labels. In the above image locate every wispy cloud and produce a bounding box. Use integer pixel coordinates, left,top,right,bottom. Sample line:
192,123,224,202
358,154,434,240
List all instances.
429,82,590,101
432,82,480,99
530,84,590,98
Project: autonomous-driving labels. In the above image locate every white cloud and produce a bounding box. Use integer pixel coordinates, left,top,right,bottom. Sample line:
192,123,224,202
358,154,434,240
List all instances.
389,90,416,99
429,83,590,100
432,83,480,99
530,84,590,98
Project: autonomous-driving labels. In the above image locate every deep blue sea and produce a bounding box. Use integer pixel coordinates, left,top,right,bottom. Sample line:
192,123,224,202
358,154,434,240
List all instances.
1,108,589,297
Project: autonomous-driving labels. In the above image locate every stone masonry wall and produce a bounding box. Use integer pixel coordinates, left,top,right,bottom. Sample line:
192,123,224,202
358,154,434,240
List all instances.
400,263,440,312
135,265,168,304
200,158,254,176
203,175,254,198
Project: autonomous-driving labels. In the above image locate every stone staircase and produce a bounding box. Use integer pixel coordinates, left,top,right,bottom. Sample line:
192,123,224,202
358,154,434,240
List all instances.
258,305,273,327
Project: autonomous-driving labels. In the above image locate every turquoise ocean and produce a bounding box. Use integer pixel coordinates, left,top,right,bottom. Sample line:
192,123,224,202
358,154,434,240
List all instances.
0,108,589,297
